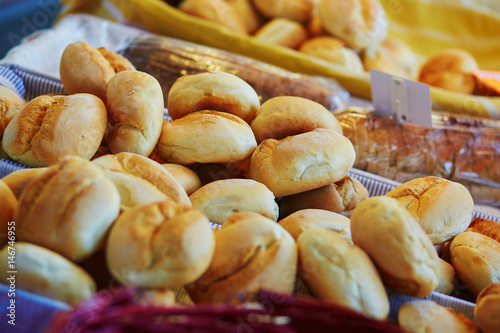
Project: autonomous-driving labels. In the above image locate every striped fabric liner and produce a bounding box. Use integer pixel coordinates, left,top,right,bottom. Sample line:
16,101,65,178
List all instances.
0,65,496,323
0,65,25,98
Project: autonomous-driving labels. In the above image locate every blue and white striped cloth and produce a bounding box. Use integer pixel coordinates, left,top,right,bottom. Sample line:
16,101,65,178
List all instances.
0,65,496,329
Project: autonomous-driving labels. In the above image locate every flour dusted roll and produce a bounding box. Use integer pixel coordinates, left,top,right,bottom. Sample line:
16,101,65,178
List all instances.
60,41,134,102
385,177,474,245
157,111,257,165
106,200,215,288
185,212,297,303
106,70,164,157
189,178,278,224
350,196,440,297
250,96,343,144
2,94,107,167
0,242,96,305
167,71,260,123
14,156,120,262
247,128,356,197
298,228,389,320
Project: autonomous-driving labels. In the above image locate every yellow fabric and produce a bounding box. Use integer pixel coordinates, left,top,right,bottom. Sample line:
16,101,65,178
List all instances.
58,0,500,119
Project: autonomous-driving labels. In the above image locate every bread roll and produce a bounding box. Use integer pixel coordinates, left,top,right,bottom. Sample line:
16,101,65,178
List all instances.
0,85,24,139
106,70,164,157
279,175,368,218
385,177,474,245
162,163,202,195
450,231,500,296
253,18,308,49
107,200,215,288
250,95,343,144
15,156,120,262
157,111,257,165
225,0,262,34
318,0,388,50
2,94,107,167
279,209,351,241
419,49,479,94
435,258,455,295
299,36,364,74
1,167,48,198
466,217,500,243
60,41,135,102
185,212,297,303
0,180,16,247
167,71,260,123
0,242,96,305
92,152,190,206
189,178,278,224
135,288,176,307
298,228,389,319
252,0,314,23
350,196,440,297
474,283,500,333
398,300,479,333
179,0,248,34
247,128,356,197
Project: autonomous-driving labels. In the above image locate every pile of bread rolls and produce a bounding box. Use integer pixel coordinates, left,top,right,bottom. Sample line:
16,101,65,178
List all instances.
174,0,495,96
0,40,499,333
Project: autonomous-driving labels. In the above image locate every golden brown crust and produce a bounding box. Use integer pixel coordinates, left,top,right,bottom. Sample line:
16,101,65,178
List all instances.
157,111,257,165
106,70,164,157
167,71,260,123
106,200,215,288
97,47,135,73
252,0,314,23
2,94,107,167
466,217,500,243
253,18,308,49
185,212,297,303
250,96,343,144
385,177,474,245
14,156,121,262
0,86,24,139
1,167,48,199
475,283,500,333
247,128,356,197
161,163,202,196
350,196,440,297
298,228,389,320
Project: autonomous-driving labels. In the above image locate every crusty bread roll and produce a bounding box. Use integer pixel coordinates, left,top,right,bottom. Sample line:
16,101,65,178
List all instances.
179,0,248,34
252,0,314,23
60,41,134,102
0,242,96,305
167,71,260,123
106,70,164,157
419,49,479,94
2,94,107,167
92,152,190,206
279,208,351,241
107,199,215,288
247,128,356,197
250,95,343,144
0,85,24,139
299,36,364,74
318,0,388,50
298,228,389,319
474,283,500,333
398,300,479,333
450,231,500,296
0,180,16,247
363,36,419,80
15,156,120,262
350,196,440,297
157,111,257,165
278,175,368,218
466,217,500,243
225,0,262,34
162,163,202,196
385,177,474,245
253,18,308,49
1,167,48,199
435,257,455,295
185,212,297,303
189,178,278,224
